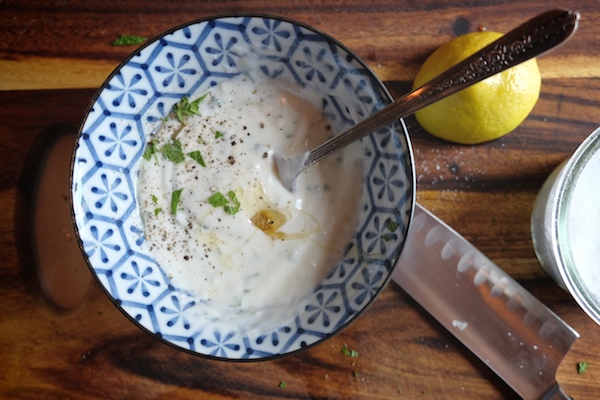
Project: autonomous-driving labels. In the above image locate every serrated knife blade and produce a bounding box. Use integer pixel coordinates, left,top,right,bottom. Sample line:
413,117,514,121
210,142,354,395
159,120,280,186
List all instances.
393,204,579,399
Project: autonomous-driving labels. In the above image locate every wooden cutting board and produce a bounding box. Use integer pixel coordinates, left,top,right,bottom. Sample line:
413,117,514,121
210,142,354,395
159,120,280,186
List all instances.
2,0,600,398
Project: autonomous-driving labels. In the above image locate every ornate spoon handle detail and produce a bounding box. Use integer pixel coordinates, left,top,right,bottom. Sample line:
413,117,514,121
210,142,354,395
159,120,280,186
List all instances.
419,9,578,99
274,9,579,192
306,10,579,166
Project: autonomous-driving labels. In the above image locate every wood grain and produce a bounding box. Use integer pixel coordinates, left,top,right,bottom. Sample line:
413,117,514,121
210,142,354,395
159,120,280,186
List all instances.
2,1,600,399
2,1,600,89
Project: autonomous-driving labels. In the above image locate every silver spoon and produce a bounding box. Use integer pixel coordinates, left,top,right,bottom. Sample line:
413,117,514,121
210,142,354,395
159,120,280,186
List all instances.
274,9,579,192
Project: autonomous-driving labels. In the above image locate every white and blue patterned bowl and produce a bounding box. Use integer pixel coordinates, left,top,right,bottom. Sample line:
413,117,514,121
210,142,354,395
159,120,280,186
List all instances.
71,15,415,360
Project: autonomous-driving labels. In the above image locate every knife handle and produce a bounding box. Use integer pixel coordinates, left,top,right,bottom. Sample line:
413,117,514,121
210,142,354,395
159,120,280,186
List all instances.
541,384,570,400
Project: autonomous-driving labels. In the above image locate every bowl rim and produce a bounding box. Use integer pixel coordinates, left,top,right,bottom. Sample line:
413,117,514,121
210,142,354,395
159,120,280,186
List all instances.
70,13,416,361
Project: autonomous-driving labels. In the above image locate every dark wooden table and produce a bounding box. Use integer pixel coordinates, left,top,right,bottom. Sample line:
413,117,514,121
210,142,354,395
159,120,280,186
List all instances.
2,1,600,399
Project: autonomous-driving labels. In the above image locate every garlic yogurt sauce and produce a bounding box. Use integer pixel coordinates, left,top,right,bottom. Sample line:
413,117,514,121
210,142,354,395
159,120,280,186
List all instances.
138,74,363,333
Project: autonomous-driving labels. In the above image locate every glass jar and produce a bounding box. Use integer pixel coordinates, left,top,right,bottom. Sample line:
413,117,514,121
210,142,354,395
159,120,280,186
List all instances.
531,126,600,325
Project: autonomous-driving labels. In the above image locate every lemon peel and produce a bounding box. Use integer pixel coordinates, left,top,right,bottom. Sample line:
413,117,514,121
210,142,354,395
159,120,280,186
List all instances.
413,31,541,144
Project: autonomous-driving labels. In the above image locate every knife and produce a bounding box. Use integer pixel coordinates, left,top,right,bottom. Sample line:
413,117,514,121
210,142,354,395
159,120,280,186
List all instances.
393,203,579,399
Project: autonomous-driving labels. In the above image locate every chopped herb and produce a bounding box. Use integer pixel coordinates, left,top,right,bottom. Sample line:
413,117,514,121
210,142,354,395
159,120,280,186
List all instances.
171,189,183,215
173,94,208,123
341,343,359,357
208,191,241,215
142,140,157,161
353,370,359,378
279,381,287,389
208,192,228,207
215,131,224,139
381,218,399,242
188,150,206,167
112,34,147,46
161,139,185,163
151,195,161,215
223,191,241,215
386,219,399,232
578,361,589,374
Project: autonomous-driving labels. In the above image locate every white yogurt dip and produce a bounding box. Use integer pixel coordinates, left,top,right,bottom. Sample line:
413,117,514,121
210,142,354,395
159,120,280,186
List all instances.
566,148,600,291
531,126,600,325
137,74,362,332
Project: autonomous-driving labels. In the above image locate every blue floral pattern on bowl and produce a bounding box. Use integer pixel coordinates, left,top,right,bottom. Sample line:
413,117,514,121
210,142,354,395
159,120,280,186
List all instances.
72,15,415,360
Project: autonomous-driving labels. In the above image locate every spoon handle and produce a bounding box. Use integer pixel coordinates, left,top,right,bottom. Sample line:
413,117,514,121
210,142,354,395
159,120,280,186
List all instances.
305,9,579,167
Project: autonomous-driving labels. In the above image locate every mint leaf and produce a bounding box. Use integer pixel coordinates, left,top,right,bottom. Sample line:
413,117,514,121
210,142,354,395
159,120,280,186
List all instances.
208,191,241,215
187,150,206,167
386,219,399,232
142,140,157,161
381,234,393,242
171,189,183,215
161,139,185,163
578,361,590,374
151,195,161,215
223,191,241,215
208,192,228,208
173,94,208,123
112,34,147,46
341,343,359,357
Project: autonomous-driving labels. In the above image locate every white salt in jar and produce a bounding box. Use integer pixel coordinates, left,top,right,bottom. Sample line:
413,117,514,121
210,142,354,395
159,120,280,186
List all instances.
531,126,600,325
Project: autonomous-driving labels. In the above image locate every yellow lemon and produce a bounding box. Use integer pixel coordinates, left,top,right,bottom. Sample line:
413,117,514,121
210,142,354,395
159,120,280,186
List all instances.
413,31,541,144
